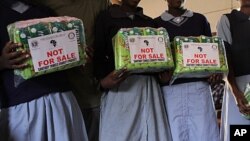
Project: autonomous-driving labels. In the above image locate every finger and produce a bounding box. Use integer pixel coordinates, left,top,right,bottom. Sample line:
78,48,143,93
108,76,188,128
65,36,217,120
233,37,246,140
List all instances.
11,63,28,69
5,42,21,53
114,69,127,78
9,54,29,65
7,50,26,59
116,71,130,83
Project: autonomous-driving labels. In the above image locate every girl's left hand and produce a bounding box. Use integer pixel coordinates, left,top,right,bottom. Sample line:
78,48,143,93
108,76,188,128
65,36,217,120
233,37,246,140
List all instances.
100,69,130,89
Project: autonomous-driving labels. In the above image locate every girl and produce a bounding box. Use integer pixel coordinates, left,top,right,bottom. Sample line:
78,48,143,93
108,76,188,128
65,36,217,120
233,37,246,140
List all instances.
0,0,88,141
93,0,172,141
154,0,220,141
217,0,250,140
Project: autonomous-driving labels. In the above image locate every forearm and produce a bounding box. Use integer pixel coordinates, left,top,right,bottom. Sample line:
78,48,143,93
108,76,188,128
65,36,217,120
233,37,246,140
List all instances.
227,54,243,97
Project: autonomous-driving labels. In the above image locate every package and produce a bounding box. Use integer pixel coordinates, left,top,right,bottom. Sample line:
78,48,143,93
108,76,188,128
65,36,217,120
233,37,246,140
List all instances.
242,83,250,120
7,16,86,86
113,27,174,73
170,36,228,84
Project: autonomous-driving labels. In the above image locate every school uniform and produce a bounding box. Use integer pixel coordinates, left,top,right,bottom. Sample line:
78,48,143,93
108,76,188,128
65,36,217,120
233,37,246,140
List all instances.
154,10,220,141
0,1,88,141
93,4,172,141
217,9,250,141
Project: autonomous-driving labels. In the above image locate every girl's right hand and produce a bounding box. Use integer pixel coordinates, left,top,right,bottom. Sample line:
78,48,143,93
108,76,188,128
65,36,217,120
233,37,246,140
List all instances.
100,68,130,89
234,90,250,115
0,41,29,70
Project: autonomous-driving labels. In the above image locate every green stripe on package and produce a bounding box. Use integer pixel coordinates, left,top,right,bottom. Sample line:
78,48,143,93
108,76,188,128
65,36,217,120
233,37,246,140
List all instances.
7,16,86,87
242,83,250,120
170,36,228,84
113,27,174,73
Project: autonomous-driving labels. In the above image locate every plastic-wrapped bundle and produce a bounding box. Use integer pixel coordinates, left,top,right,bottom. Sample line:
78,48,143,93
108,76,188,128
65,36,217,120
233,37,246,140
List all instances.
171,36,228,84
242,83,250,120
113,27,174,73
7,16,86,84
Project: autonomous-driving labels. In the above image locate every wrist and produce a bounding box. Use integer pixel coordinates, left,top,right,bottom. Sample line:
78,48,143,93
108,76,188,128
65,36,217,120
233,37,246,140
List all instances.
97,79,108,92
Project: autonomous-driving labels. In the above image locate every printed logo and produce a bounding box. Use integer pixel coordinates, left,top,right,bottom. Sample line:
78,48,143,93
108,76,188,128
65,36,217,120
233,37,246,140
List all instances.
68,32,75,40
31,40,38,49
197,46,203,52
50,40,57,47
144,40,149,46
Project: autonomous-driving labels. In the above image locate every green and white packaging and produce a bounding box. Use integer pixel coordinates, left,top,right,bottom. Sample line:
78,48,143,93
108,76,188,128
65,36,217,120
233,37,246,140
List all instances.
242,83,250,120
7,16,86,86
113,27,174,73
171,36,228,84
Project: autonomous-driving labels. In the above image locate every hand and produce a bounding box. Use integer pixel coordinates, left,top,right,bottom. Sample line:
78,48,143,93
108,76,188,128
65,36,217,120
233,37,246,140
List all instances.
0,42,29,70
100,69,130,89
158,70,172,84
233,90,250,115
207,73,223,85
85,46,94,64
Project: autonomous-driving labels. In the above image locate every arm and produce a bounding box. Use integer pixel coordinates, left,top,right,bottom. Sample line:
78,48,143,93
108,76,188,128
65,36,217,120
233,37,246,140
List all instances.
93,12,129,89
217,15,250,114
202,16,212,37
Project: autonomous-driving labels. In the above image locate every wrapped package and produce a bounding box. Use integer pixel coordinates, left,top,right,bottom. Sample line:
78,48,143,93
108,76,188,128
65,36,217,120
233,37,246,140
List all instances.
113,27,174,73
242,83,250,120
171,36,228,84
7,16,86,84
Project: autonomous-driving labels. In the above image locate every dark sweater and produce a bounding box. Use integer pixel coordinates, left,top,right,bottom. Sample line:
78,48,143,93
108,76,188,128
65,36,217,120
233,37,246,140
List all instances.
225,10,250,76
154,12,212,41
154,11,212,84
0,1,71,108
93,4,156,80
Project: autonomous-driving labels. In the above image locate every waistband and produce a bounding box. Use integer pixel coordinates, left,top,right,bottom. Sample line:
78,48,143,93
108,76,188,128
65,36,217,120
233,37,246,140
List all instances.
161,77,207,86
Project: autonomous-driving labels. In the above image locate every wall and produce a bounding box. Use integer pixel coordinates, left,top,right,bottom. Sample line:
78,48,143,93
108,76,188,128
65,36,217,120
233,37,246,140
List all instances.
139,0,240,32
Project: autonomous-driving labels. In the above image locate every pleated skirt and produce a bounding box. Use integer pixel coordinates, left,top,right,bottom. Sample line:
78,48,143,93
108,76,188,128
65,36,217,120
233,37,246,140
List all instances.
220,75,250,141
99,75,172,141
162,81,220,141
0,91,88,141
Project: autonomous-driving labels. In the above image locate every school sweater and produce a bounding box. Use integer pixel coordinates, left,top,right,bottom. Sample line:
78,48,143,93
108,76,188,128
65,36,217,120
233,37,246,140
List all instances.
25,0,110,108
225,10,250,76
154,10,212,84
93,4,156,80
154,10,212,41
0,1,70,108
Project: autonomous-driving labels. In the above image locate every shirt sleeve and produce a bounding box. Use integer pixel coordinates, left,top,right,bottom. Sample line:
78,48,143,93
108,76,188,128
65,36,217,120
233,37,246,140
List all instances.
216,15,232,45
93,12,110,80
202,17,212,36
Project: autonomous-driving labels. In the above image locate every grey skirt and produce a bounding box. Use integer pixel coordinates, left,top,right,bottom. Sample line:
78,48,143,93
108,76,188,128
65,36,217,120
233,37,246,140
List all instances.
162,81,220,141
0,91,88,141
99,75,172,141
220,75,250,141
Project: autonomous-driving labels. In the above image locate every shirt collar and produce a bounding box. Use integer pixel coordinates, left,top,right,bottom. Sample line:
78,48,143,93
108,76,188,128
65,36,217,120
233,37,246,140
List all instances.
109,4,149,20
160,10,193,21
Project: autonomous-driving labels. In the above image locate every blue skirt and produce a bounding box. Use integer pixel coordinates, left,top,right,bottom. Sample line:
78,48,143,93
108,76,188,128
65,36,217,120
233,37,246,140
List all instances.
0,91,88,141
99,75,172,141
162,81,220,141
220,75,250,141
